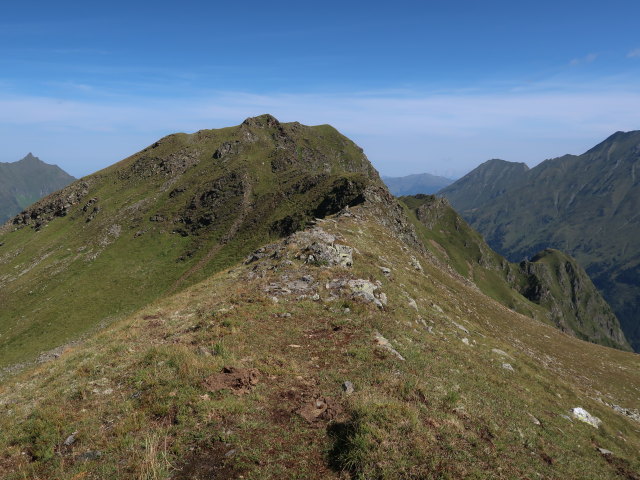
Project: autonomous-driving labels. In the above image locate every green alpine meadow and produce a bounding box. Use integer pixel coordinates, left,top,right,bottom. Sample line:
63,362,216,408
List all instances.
0,117,638,479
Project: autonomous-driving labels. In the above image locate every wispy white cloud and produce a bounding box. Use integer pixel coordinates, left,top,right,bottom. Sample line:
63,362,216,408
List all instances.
0,83,639,178
569,53,598,66
627,48,640,58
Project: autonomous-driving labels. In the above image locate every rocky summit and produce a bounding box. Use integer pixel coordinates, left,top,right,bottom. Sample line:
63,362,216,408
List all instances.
0,117,638,479
440,131,640,351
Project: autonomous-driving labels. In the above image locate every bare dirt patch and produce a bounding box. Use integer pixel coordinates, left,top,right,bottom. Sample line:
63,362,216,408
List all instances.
202,366,259,395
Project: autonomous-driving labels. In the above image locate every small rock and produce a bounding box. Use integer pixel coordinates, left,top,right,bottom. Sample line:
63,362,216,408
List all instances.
64,432,77,446
528,413,541,426
312,293,320,301
379,266,391,276
77,451,102,461
571,407,601,428
344,307,350,314
408,298,418,311
461,338,470,345
348,279,377,295
452,321,469,334
432,303,443,313
225,449,237,458
373,332,405,361
198,346,211,356
491,348,513,359
378,293,388,306
410,256,423,271
342,381,354,395
502,363,514,372
597,447,613,456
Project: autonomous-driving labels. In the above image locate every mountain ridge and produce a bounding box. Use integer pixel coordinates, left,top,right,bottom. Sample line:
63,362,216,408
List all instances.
399,194,630,350
439,130,640,350
382,172,454,195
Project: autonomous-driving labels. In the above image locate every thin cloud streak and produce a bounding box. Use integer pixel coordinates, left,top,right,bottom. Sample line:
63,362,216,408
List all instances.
0,87,638,177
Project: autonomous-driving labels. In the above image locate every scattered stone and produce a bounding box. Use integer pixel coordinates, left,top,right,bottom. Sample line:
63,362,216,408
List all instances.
378,292,388,306
528,413,541,426
431,303,443,313
461,338,470,346
560,414,572,422
491,348,513,359
571,407,601,428
379,266,391,276
343,307,350,314
64,432,77,446
348,279,377,295
348,279,383,308
198,346,212,356
502,363,515,372
612,404,640,423
224,449,237,458
342,381,354,395
410,256,423,271
452,321,469,334
408,298,418,311
373,332,405,361
312,293,320,301
76,451,102,461
597,447,613,456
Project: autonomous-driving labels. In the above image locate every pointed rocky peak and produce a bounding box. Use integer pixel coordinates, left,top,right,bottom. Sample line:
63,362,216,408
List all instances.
584,129,640,156
241,113,281,129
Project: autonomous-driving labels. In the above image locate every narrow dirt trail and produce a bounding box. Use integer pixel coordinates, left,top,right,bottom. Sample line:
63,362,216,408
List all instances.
168,172,253,293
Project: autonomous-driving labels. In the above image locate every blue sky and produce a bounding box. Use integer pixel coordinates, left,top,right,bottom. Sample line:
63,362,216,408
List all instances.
1,0,640,178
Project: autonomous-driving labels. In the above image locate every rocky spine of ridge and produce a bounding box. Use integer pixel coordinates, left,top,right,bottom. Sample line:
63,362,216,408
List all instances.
400,194,631,351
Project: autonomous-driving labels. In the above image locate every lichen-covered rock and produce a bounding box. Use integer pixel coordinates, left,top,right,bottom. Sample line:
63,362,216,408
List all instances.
570,407,601,428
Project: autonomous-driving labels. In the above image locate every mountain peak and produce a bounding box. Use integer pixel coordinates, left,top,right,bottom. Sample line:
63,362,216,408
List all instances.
241,113,281,128
20,152,40,163
584,129,640,156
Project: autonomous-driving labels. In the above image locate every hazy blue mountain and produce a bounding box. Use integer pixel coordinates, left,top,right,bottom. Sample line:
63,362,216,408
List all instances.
382,172,454,196
0,153,75,224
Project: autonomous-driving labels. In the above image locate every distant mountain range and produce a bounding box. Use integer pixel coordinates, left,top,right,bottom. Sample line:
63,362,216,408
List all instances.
440,131,640,351
382,172,454,196
0,153,75,224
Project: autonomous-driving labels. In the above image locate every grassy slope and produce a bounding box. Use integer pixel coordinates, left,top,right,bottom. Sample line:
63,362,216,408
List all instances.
398,195,630,351
0,116,378,369
0,201,638,479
